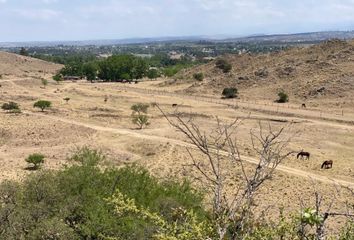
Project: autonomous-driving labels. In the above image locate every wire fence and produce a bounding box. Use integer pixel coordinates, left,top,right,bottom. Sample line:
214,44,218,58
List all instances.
114,85,353,124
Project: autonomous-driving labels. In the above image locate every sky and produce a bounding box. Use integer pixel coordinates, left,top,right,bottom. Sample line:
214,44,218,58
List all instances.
0,0,354,42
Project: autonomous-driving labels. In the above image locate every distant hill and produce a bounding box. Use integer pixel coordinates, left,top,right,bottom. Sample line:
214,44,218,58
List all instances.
175,39,354,104
223,31,354,44
1,31,354,47
0,51,62,77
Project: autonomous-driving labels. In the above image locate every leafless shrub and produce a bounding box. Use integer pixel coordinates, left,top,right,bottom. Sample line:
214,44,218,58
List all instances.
157,105,296,239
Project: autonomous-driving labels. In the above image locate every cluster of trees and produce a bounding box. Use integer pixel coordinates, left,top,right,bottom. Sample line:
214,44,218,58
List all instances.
55,53,199,81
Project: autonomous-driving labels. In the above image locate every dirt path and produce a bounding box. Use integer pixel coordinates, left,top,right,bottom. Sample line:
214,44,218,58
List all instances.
26,111,354,188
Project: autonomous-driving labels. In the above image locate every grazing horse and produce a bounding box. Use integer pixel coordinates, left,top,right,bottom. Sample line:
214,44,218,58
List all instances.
321,160,333,169
172,104,178,107
297,151,310,160
301,103,306,108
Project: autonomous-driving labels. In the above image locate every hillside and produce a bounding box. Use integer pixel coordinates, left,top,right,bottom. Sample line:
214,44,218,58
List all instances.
0,51,62,77
176,39,354,105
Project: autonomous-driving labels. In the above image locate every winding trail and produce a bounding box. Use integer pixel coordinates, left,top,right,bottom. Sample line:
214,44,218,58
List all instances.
27,111,354,188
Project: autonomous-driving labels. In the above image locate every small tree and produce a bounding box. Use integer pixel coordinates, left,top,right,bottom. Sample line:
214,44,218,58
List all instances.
53,74,62,84
1,102,20,113
193,72,204,81
277,91,289,103
34,100,52,112
216,59,232,73
41,79,48,88
131,103,150,129
147,69,160,79
222,87,238,98
19,47,28,56
131,103,149,115
25,153,45,170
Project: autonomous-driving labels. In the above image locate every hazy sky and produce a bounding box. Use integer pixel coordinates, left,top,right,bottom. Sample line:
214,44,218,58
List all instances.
1,0,354,42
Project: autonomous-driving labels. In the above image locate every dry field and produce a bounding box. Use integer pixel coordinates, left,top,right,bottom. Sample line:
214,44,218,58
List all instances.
0,74,353,233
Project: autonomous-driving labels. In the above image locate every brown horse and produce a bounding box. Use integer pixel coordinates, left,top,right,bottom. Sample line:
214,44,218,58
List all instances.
297,151,310,160
321,160,333,169
301,103,306,108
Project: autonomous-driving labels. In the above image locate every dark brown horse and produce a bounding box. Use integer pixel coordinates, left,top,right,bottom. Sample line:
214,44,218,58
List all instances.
297,151,310,160
321,160,333,169
301,103,306,108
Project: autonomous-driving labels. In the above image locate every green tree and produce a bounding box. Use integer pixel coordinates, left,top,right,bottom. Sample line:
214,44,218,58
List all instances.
277,91,289,103
193,72,204,81
33,100,52,112
25,153,45,170
222,87,238,98
52,74,62,84
98,55,148,81
216,58,232,73
41,78,48,88
1,102,20,113
147,68,160,79
83,62,98,82
131,103,150,129
19,47,28,56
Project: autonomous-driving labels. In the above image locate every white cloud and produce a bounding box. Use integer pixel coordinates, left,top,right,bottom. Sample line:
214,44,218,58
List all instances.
13,8,61,20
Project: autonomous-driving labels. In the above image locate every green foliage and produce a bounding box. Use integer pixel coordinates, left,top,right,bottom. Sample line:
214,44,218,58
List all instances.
52,73,62,83
193,72,204,81
163,64,189,77
132,114,150,130
41,78,48,87
147,68,161,79
33,100,52,112
131,103,150,129
83,62,99,82
215,59,232,73
98,55,148,81
222,87,238,98
0,148,208,240
25,153,45,170
1,101,20,112
339,221,354,240
107,191,213,240
19,47,28,56
70,146,105,167
131,103,149,114
277,91,289,103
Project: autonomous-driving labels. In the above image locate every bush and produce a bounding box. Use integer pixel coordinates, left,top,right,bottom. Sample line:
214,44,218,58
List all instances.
52,74,62,84
131,103,150,129
41,78,48,87
131,103,149,114
1,102,20,112
33,100,52,112
193,72,204,81
25,153,45,170
216,59,232,73
0,148,209,239
147,69,160,79
222,88,238,98
277,91,289,103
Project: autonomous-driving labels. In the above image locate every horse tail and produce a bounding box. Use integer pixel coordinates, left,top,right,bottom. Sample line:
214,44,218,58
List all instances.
297,153,300,159
321,162,325,169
